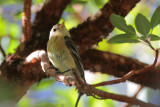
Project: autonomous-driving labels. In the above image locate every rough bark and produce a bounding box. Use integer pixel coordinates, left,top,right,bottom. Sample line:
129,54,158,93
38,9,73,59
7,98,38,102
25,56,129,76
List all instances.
70,0,140,53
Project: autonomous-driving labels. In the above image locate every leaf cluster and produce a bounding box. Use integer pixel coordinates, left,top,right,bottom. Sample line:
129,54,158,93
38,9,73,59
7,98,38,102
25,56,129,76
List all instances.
108,6,160,44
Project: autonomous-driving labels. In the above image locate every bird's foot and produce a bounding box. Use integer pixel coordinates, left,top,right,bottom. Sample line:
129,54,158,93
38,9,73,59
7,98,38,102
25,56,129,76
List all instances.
54,69,71,75
46,65,60,75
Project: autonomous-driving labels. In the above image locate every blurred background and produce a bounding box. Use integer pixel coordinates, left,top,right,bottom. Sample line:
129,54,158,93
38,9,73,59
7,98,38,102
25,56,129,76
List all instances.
0,0,160,106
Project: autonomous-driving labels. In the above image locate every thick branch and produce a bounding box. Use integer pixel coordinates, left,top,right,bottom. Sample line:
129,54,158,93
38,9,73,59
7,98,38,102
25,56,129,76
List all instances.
0,0,70,104
70,0,140,53
16,0,71,56
81,49,160,89
16,0,140,56
0,56,45,105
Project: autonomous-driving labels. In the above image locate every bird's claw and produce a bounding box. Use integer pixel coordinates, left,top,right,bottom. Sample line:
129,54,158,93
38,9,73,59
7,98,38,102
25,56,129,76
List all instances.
47,65,60,73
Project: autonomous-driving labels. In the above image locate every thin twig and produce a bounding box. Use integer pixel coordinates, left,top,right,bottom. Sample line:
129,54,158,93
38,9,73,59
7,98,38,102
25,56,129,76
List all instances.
0,45,6,57
22,0,32,42
92,49,159,87
124,85,143,107
132,85,143,98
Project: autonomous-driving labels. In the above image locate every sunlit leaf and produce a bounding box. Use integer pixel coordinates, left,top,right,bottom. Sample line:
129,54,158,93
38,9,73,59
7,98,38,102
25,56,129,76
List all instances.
150,34,160,41
150,6,160,29
110,14,136,35
108,34,140,44
124,25,136,35
135,14,150,36
110,14,127,31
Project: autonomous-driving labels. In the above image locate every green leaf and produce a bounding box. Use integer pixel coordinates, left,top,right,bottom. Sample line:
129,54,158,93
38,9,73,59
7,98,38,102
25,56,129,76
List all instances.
150,6,160,28
110,14,127,31
110,14,136,35
124,25,136,35
150,34,160,41
140,34,160,41
108,34,140,44
135,14,150,36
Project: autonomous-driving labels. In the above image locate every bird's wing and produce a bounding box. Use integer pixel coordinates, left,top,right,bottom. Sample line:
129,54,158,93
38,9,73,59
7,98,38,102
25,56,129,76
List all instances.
64,36,85,79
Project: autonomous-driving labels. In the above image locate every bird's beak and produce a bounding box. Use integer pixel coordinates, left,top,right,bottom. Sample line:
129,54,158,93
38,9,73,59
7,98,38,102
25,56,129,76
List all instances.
59,21,65,28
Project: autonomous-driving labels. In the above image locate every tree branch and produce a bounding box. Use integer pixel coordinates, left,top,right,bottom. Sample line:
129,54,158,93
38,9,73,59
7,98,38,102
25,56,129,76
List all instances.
39,50,159,107
16,0,71,56
92,49,159,87
70,0,140,53
22,0,32,42
81,49,160,89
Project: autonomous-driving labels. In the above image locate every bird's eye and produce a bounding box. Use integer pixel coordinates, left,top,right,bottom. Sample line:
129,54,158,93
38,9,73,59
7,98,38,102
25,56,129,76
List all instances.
53,28,57,32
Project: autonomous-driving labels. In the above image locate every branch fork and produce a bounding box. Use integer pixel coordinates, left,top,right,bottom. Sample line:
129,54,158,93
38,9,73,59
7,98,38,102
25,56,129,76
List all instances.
25,50,160,107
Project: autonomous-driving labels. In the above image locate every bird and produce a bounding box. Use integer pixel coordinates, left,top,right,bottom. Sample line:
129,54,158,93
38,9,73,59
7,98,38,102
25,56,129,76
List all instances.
47,21,86,84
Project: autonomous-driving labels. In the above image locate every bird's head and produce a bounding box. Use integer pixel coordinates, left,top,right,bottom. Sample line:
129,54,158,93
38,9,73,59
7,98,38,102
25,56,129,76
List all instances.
49,22,70,38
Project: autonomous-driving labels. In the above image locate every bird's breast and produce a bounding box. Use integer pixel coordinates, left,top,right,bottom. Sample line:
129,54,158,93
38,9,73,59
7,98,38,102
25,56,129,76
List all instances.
47,36,76,72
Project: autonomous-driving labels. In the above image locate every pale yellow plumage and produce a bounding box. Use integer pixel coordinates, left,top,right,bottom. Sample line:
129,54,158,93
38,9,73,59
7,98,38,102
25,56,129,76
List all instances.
47,22,85,82
47,36,76,72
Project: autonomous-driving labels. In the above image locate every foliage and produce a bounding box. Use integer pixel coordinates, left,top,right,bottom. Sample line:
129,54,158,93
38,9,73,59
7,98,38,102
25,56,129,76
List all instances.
108,6,160,44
